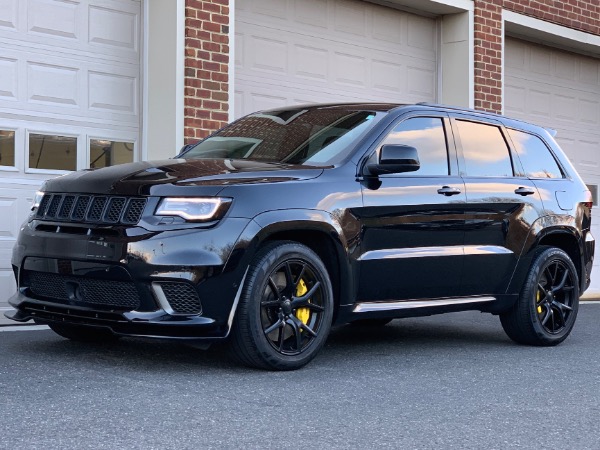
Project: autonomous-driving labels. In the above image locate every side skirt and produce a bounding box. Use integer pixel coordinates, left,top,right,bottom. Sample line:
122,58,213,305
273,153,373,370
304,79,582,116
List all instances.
334,295,521,325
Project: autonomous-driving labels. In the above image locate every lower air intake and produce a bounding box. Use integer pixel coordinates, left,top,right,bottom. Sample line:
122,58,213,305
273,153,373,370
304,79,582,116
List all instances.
158,282,202,315
26,271,140,310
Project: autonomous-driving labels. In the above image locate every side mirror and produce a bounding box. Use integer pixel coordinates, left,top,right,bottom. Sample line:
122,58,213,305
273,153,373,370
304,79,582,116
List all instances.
366,144,420,176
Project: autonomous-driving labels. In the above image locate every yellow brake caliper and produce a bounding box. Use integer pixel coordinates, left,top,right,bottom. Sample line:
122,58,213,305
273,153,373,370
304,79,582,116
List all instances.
295,278,311,325
537,289,543,314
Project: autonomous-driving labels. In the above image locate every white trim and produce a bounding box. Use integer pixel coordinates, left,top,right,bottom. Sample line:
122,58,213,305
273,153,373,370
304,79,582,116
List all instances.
503,10,600,56
141,0,149,161
228,0,236,122
500,12,505,114
467,8,474,109
432,0,473,11
175,0,185,149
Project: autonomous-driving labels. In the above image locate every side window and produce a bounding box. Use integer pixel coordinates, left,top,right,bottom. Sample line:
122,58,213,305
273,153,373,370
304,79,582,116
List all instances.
380,117,449,176
455,120,513,177
507,129,564,179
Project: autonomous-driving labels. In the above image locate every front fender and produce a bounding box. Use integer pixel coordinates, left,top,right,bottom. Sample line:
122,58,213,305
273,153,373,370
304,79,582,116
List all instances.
224,209,356,309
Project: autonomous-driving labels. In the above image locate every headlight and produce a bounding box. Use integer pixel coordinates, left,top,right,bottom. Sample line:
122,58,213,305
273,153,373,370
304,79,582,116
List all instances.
31,191,45,210
155,197,231,222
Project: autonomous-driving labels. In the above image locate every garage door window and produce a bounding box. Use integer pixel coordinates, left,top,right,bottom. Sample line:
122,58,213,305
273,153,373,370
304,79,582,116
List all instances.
507,129,563,179
0,130,15,167
90,139,134,169
456,120,513,177
28,134,77,171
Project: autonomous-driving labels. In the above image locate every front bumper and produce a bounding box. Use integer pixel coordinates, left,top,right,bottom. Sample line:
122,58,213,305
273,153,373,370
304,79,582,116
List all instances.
5,217,255,339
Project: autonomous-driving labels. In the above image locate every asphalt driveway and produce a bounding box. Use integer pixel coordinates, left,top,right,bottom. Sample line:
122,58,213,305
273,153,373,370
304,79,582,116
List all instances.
1,304,599,449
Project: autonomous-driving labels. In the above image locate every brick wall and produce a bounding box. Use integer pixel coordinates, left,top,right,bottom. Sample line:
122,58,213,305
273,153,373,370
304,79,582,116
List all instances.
184,0,230,144
474,0,600,113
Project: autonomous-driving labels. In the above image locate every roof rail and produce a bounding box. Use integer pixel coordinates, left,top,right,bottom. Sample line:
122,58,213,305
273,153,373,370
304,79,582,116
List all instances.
415,102,503,117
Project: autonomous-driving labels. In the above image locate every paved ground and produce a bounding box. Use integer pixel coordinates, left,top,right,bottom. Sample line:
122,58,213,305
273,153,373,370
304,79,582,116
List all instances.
1,305,600,449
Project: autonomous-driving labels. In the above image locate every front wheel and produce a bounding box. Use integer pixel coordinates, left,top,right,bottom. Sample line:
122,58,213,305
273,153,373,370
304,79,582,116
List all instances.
500,246,579,346
229,241,334,370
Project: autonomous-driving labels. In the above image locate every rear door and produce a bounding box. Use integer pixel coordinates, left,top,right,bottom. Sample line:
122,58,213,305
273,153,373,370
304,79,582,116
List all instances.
357,113,466,301
451,114,545,296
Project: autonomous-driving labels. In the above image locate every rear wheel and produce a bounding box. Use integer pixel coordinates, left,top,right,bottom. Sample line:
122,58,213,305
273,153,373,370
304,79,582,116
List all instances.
229,241,334,370
47,322,120,343
500,246,579,346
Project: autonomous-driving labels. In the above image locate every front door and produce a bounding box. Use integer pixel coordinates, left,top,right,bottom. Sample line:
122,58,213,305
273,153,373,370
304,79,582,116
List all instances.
357,115,466,301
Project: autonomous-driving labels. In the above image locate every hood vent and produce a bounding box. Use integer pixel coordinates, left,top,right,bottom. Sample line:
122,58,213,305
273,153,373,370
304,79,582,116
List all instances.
36,194,146,226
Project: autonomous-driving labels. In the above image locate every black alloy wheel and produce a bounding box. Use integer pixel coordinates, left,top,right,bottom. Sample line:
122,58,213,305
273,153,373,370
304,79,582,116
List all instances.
535,258,576,334
500,246,579,346
229,241,334,370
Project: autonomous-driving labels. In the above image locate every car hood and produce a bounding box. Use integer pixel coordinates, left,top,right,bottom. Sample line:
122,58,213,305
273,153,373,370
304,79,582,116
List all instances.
43,159,325,196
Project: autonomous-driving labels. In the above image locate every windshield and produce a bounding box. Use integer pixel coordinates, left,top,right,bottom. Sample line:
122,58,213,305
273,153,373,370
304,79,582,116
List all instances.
181,107,387,166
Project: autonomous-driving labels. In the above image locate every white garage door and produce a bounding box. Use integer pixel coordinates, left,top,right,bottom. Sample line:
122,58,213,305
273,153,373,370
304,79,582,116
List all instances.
505,37,600,293
234,0,438,118
0,0,142,323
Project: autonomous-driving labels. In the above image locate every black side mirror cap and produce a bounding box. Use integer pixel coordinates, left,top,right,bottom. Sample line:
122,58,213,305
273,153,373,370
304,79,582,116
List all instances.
366,144,420,176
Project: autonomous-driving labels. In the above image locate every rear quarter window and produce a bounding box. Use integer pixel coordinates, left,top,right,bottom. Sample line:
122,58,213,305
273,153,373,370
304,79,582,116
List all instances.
507,129,564,179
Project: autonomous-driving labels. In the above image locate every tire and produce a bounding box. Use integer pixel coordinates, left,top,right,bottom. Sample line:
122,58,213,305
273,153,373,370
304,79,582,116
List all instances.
350,318,393,327
48,322,120,343
500,246,579,346
229,241,334,370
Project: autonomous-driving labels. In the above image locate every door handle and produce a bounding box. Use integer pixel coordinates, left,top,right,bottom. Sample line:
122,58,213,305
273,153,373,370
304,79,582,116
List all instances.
514,186,535,196
437,186,461,196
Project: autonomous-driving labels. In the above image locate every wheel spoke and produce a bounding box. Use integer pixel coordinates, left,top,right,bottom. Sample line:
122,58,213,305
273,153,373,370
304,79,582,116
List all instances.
541,306,553,326
554,305,566,327
268,276,282,301
552,262,560,285
537,283,549,303
287,318,302,352
261,300,280,308
278,325,286,352
294,264,307,288
292,281,321,307
306,303,325,312
264,318,284,335
291,316,318,338
551,270,570,293
553,300,573,312
284,262,294,290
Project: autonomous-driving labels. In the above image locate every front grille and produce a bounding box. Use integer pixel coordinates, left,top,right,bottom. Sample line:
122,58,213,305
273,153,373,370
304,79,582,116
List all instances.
26,271,140,310
36,193,146,225
159,282,202,315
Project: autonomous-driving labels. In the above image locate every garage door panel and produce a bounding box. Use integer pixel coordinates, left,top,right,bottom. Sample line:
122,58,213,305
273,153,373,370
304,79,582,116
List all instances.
0,0,141,322
505,37,600,293
0,0,140,63
28,0,80,41
237,0,437,59
236,0,438,118
0,56,18,101
0,0,18,30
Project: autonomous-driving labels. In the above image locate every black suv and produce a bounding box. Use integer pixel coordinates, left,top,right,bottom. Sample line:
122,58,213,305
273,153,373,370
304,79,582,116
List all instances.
6,103,594,370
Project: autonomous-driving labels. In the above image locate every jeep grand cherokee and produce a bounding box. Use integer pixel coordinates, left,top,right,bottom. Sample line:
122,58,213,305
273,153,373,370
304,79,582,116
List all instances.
6,103,594,370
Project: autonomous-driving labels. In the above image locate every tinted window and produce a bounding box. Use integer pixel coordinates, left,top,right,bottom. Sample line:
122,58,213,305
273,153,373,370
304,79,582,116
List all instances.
508,129,563,179
456,120,513,177
182,108,385,166
380,117,449,176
